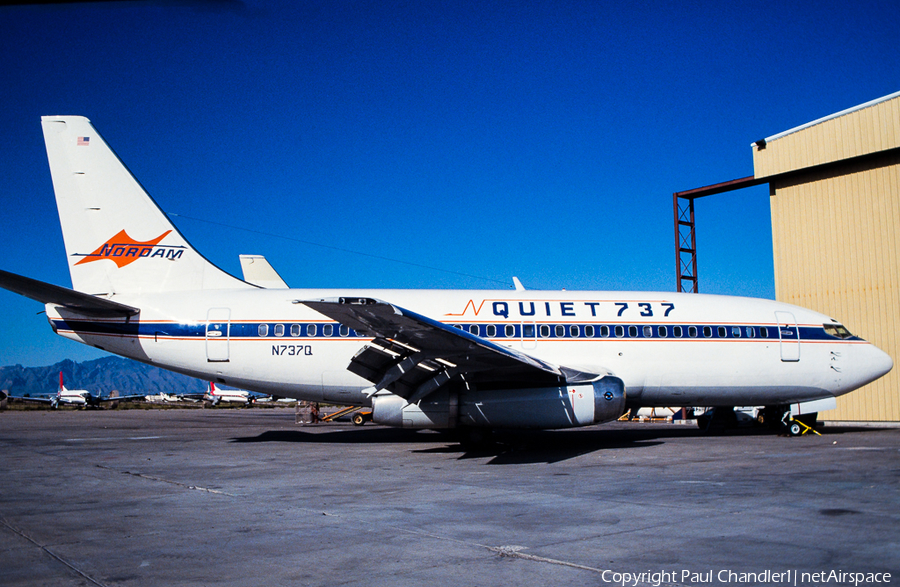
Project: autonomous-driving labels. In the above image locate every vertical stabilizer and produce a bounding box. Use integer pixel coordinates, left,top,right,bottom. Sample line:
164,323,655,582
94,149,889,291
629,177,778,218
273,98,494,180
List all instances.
41,116,250,295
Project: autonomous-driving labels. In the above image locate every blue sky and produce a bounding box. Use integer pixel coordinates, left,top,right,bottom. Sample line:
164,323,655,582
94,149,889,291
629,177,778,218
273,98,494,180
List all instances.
0,0,897,367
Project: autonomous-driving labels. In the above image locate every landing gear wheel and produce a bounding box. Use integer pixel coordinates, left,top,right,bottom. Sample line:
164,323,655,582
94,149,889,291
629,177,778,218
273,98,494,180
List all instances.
352,413,366,426
697,415,711,431
788,421,804,436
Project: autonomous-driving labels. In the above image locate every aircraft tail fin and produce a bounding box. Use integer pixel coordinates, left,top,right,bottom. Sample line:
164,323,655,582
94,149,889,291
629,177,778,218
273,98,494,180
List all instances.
41,116,251,295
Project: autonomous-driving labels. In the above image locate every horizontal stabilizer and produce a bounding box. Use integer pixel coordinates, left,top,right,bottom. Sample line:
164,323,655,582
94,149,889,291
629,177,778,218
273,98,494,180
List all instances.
0,269,139,317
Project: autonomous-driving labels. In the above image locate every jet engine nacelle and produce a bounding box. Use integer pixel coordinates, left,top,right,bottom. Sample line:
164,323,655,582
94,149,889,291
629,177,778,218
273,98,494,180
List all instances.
371,376,626,430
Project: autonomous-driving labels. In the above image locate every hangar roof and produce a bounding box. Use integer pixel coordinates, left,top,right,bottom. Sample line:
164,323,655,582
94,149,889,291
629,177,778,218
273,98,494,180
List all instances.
753,90,900,179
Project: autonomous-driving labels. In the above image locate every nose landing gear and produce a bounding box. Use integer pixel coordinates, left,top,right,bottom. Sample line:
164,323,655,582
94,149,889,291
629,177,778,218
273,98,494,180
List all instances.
782,411,821,436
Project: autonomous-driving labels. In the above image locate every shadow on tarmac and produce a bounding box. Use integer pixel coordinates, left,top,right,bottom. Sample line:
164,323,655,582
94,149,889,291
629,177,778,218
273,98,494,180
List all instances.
230,426,689,464
230,421,891,464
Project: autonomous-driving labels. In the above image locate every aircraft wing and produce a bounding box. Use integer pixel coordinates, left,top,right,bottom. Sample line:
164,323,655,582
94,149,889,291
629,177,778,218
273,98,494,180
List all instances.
0,269,139,317
15,395,55,404
302,297,597,402
98,394,145,403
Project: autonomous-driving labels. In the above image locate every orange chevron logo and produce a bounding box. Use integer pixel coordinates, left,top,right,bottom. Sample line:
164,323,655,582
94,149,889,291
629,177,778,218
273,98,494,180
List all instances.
444,299,487,317
74,230,179,268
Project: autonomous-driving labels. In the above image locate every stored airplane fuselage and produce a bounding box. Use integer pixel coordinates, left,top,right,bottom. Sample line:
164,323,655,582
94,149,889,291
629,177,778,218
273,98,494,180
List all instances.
47,287,890,417
1,115,892,432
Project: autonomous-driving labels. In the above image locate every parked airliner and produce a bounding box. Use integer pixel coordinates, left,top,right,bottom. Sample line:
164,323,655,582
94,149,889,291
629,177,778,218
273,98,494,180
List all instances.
0,117,891,435
19,372,142,409
204,382,259,406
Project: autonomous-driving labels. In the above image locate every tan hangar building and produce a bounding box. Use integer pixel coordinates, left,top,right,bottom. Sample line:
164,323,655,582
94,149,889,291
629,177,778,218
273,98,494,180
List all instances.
754,91,900,421
675,91,899,421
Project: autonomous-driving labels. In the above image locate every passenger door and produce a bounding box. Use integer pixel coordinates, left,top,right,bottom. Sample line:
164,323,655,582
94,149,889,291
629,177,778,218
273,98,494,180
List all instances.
206,307,231,362
774,311,800,362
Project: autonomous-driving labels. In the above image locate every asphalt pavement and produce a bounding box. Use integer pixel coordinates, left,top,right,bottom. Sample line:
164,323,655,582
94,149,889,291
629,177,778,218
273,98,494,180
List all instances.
1,409,897,586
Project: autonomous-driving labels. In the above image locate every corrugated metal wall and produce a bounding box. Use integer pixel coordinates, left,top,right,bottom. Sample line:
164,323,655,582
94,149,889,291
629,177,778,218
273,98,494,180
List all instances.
758,93,900,421
756,93,900,178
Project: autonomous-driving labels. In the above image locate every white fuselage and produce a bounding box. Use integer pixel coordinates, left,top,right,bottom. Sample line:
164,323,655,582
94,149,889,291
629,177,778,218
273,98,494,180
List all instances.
46,288,893,410
56,388,89,406
205,390,251,404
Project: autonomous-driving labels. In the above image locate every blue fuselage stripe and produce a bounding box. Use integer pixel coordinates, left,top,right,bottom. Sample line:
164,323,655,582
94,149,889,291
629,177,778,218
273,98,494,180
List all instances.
50,319,859,343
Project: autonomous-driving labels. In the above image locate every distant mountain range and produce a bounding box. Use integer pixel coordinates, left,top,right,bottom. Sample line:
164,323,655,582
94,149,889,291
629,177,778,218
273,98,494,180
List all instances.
0,357,207,397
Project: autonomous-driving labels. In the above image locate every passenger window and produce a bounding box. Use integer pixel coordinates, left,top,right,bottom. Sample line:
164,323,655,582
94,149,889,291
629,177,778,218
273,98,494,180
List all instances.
486,324,497,337
555,325,565,337
274,324,285,337
307,324,317,337
290,324,301,337
717,326,726,338
522,324,535,338
600,325,610,338
570,325,579,337
454,324,463,330
628,325,638,338
258,324,269,337
688,326,698,338
732,326,741,338
323,324,334,337
584,325,595,337
505,324,515,337
658,326,667,338
339,325,349,337
643,325,652,337
615,325,624,338
674,326,683,337
760,327,768,338
540,324,550,338
469,324,480,336
703,326,712,338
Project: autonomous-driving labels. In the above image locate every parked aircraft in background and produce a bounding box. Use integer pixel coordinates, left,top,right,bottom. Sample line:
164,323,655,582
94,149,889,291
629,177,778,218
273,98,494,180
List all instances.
0,117,892,436
18,372,142,409
143,391,202,403
204,382,260,406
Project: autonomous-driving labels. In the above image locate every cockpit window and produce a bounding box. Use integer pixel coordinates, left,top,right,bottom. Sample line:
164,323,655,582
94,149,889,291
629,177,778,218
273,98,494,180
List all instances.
824,323,853,339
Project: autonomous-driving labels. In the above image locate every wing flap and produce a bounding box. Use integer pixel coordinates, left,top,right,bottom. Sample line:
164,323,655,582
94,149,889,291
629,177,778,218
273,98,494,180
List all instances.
302,297,580,399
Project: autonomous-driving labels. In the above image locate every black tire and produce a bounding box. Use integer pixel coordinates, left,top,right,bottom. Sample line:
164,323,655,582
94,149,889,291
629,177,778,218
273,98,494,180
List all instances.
697,415,711,431
352,413,366,426
788,421,803,436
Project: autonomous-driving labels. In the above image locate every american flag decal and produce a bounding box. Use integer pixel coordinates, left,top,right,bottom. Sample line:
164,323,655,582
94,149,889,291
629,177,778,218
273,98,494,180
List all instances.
77,136,90,146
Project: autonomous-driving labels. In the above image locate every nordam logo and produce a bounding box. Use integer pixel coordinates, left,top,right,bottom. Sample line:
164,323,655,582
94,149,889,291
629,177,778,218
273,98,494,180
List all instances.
74,230,185,268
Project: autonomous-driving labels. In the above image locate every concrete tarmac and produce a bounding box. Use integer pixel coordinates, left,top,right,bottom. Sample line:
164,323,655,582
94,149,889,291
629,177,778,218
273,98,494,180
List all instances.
1,409,898,587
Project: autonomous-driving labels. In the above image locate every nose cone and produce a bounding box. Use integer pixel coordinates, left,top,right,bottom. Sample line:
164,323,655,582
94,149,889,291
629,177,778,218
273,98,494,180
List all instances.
850,343,893,391
832,343,894,396
872,345,894,379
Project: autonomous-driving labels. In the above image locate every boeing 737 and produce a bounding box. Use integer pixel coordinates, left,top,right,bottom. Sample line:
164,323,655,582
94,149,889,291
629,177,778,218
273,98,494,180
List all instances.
0,116,892,436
